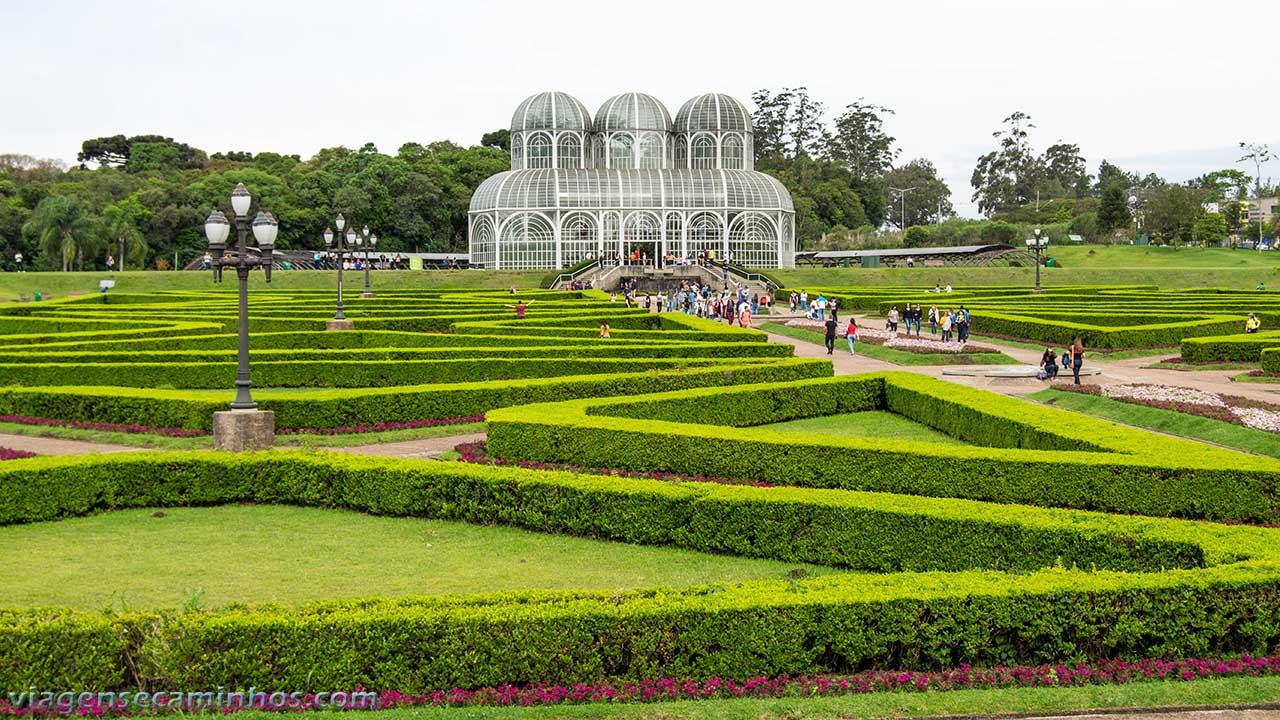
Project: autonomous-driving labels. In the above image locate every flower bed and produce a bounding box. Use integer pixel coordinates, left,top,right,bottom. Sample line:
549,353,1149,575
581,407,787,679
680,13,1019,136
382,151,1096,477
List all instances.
782,320,999,354
1058,384,1280,433
455,440,770,487
2,655,1278,715
0,447,35,461
0,415,209,437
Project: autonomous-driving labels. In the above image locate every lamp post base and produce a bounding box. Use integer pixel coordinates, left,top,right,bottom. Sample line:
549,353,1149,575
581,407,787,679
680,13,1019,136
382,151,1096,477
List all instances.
360,291,376,298
325,319,355,331
213,409,275,452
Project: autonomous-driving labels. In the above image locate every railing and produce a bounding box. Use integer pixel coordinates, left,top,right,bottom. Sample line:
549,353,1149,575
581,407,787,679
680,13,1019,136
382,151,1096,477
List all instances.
725,264,780,293
543,258,601,289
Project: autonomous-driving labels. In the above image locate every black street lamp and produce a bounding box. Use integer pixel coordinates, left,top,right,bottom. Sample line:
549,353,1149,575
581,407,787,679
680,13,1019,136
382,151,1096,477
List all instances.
323,214,350,321
355,226,378,297
204,182,277,410
1025,226,1048,293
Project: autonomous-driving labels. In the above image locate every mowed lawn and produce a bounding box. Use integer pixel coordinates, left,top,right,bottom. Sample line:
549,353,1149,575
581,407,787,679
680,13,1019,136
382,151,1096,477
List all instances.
762,410,965,445
0,505,836,610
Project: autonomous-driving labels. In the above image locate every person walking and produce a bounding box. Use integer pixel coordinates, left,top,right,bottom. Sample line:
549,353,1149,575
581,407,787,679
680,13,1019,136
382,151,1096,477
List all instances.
928,304,939,335
941,309,953,342
824,314,838,355
1247,312,1261,333
888,306,899,333
1070,337,1085,385
846,317,858,355
913,304,924,335
599,321,611,339
829,297,840,323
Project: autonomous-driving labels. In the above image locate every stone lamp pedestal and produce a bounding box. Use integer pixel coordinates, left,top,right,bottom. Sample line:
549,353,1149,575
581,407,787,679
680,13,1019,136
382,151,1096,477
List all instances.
213,409,275,452
325,319,355,331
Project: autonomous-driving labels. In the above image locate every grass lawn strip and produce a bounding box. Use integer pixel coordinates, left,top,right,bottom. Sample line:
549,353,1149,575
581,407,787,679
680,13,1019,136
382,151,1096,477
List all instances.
761,322,1022,366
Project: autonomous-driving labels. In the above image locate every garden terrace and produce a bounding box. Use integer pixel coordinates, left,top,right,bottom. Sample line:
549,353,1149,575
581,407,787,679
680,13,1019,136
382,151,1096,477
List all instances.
0,290,827,429
3,440,1280,691
795,285,1265,349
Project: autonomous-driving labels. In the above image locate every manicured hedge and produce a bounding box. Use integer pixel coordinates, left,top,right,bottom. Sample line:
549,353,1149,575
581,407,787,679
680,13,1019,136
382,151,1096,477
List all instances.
0,357,762,389
490,373,1280,523
0,451,1276,690
0,359,832,430
1182,332,1280,363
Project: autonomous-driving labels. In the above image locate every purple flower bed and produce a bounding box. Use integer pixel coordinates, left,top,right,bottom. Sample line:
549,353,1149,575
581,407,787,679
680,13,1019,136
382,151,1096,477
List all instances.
0,415,209,438
456,440,772,487
277,416,484,436
0,447,35,461
2,655,1278,715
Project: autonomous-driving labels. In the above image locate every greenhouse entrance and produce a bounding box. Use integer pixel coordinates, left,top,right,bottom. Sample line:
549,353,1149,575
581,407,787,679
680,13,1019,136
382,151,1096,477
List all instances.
622,212,663,267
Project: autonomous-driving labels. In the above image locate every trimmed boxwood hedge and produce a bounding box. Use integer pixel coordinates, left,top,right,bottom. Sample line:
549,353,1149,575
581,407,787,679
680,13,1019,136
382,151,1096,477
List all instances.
1182,332,1280,362
490,373,1280,523
1,451,1277,690
0,358,831,430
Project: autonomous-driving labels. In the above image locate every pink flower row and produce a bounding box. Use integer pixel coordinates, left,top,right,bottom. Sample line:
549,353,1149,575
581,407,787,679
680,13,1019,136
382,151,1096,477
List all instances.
0,415,209,438
0,447,36,461
2,654,1279,716
455,441,771,487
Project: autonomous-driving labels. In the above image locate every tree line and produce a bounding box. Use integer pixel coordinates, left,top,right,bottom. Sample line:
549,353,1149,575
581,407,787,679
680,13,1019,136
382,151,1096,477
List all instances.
0,136,507,271
2,101,1276,272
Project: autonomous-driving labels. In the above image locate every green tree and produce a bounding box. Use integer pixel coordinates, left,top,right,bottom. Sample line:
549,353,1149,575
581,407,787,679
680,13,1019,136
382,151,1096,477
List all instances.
1040,142,1090,198
22,195,102,271
479,130,511,152
101,192,150,270
827,99,897,179
1222,200,1246,240
1096,182,1132,234
970,111,1042,216
903,225,929,248
1145,184,1206,246
1191,212,1228,247
882,158,953,228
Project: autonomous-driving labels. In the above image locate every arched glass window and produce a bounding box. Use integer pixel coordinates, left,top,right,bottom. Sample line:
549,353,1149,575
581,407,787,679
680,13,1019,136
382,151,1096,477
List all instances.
560,212,597,266
511,133,524,169
527,133,552,169
674,136,688,168
692,135,716,169
638,134,664,169
557,134,581,169
721,134,744,170
608,133,634,169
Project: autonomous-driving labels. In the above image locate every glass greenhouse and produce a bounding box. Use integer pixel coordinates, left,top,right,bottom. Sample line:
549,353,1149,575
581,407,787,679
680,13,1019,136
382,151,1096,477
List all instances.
469,91,796,269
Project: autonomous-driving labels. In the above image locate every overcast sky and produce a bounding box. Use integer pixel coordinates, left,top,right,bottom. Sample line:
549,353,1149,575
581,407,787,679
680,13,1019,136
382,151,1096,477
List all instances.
3,0,1277,217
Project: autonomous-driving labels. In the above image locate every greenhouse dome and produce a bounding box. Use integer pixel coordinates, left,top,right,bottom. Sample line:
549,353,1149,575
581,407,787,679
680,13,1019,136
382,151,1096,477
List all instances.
471,92,795,270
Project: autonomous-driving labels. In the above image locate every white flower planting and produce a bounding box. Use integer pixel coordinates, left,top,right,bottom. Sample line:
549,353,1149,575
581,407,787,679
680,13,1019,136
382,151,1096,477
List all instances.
1101,384,1227,407
1099,383,1280,433
885,336,976,353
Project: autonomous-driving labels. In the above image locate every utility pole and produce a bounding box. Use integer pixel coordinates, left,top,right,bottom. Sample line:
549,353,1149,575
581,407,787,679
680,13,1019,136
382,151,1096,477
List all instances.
889,186,916,231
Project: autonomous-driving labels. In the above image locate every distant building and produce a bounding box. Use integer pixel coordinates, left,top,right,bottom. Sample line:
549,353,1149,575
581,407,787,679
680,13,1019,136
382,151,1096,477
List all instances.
468,91,796,269
1246,197,1279,222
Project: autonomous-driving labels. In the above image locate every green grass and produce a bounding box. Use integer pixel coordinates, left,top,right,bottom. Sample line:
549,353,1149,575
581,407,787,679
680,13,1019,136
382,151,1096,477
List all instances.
773,246,1280,290
1232,372,1280,384
229,674,1280,719
1030,388,1280,457
761,410,965,445
0,420,486,450
0,269,548,302
0,505,837,611
761,322,1022,366
1149,360,1260,372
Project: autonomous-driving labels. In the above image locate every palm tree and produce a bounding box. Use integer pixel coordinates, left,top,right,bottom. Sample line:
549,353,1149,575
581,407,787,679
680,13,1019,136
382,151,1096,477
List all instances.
22,195,102,271
101,195,148,271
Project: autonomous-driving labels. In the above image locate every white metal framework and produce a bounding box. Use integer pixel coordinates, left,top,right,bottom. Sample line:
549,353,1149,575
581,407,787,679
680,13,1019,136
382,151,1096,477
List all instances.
473,91,796,269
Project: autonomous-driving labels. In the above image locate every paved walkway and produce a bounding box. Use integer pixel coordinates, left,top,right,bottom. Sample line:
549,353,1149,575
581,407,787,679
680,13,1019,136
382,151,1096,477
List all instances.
323,432,485,459
0,432,142,456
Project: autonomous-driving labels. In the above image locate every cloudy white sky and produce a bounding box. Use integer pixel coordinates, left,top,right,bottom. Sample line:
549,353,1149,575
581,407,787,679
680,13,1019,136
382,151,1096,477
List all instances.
3,0,1277,216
